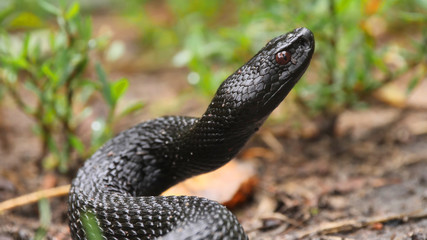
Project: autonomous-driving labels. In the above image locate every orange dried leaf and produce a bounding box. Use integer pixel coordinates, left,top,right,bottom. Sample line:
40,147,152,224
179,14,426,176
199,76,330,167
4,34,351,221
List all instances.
162,160,257,208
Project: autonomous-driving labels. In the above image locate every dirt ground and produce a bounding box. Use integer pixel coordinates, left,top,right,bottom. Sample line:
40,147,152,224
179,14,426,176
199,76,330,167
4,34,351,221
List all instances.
1,14,426,240
0,67,426,240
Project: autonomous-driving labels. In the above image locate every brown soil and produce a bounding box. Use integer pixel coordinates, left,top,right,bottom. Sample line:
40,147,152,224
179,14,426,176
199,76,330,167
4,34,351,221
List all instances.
0,13,426,240
1,68,426,239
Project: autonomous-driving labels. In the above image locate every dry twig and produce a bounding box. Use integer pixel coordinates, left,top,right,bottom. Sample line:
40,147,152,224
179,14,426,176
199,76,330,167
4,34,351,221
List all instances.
290,210,427,238
0,184,70,213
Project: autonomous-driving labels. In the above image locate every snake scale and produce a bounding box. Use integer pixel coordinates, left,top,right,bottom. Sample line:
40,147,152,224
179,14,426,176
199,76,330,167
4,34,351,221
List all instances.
68,27,315,240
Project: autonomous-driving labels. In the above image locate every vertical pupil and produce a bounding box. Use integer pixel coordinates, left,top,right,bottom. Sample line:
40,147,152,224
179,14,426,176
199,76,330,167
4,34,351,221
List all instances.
276,51,291,65
282,53,288,60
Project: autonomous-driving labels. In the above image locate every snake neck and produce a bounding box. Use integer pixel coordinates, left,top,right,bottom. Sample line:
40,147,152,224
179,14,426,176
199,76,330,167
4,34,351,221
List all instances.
173,98,263,179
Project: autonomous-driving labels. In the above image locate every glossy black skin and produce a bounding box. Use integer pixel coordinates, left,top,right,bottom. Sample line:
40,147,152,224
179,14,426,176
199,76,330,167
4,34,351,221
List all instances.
68,27,315,240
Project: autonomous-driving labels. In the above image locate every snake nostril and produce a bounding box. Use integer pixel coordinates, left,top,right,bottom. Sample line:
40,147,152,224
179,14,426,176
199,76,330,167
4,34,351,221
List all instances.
298,39,309,49
299,28,314,48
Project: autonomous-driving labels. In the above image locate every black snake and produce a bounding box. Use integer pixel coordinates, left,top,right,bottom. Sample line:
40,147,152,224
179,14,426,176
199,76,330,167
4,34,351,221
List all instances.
68,27,315,239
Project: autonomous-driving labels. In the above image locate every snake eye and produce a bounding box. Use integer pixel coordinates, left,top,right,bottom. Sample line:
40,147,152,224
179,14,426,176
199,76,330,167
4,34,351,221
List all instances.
275,51,291,65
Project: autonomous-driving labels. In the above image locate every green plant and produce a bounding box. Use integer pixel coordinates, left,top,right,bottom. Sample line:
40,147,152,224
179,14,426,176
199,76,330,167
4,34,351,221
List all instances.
34,198,51,240
0,1,143,172
124,0,426,132
294,0,427,127
80,211,103,240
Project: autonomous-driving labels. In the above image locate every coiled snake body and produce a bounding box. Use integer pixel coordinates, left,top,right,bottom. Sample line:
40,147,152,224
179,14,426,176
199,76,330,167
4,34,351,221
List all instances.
68,27,315,239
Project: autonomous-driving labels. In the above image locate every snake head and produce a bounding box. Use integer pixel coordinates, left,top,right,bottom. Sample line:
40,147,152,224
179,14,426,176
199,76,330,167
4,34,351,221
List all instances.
257,27,315,108
207,27,315,126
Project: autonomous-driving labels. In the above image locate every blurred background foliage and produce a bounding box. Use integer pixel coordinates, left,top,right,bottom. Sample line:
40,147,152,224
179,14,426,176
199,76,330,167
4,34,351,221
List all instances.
0,0,426,171
119,0,427,104
0,0,144,172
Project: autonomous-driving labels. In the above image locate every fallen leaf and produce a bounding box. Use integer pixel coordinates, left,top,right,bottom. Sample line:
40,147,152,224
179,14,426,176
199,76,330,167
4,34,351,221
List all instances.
374,84,406,108
162,160,258,208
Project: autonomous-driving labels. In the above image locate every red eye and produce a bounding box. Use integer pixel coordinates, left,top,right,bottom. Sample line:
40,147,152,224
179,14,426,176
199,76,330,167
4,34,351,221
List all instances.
275,51,291,65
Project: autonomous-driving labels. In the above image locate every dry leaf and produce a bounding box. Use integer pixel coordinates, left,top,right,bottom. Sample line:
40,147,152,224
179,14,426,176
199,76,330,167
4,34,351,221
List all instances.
162,160,257,208
374,84,406,108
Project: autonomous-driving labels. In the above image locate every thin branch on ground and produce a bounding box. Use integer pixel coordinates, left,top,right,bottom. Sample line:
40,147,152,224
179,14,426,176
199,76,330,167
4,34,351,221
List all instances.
0,185,70,213
290,210,427,238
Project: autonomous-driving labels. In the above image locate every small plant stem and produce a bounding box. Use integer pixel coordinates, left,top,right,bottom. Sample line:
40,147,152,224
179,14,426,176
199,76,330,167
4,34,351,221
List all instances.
327,0,338,87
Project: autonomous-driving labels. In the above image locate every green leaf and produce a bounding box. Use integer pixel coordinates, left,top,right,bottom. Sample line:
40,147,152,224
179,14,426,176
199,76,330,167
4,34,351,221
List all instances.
43,107,57,125
2,54,29,69
95,62,113,107
0,5,14,24
39,1,61,16
41,63,59,83
78,17,93,43
66,2,80,20
9,12,43,29
118,101,144,119
69,134,85,155
110,78,129,104
80,211,103,240
21,33,31,58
